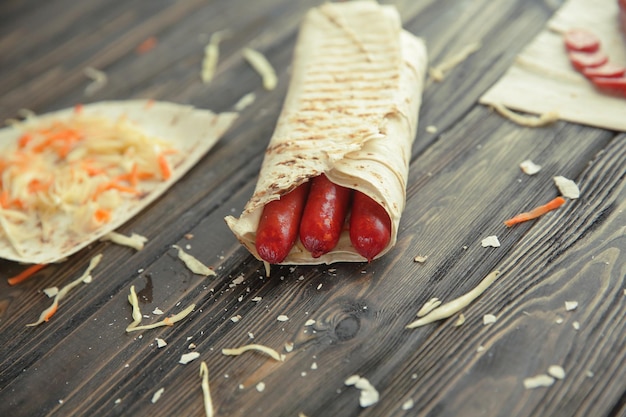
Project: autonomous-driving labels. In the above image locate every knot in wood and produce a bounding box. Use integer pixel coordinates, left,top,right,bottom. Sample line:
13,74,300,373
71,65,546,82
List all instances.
334,315,360,341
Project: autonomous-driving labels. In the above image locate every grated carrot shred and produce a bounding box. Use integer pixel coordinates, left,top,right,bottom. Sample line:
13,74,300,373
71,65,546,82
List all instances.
157,153,172,180
7,263,47,285
18,134,32,148
28,179,52,194
94,208,112,223
43,304,58,322
0,191,9,208
136,36,158,54
504,197,566,227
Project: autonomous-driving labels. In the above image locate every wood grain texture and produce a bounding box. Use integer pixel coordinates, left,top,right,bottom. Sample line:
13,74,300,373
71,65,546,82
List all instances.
0,0,624,416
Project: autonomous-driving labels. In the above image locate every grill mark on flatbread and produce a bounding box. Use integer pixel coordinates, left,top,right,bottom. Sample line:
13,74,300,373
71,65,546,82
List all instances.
318,4,371,61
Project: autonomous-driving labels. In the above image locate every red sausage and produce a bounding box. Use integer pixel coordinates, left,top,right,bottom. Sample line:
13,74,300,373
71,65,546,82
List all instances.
255,182,310,263
590,76,626,96
568,51,608,72
349,191,391,261
564,29,601,53
299,174,352,258
582,63,626,78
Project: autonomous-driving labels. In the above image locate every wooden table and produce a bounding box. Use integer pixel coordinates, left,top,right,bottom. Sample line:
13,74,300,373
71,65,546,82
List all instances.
1,0,624,416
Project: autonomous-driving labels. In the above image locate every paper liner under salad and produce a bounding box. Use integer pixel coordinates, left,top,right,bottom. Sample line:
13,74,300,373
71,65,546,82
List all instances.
225,1,427,264
0,100,237,264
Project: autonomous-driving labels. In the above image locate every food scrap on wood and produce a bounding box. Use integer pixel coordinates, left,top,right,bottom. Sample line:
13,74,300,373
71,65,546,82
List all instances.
179,352,201,365
101,231,148,250
429,42,482,82
242,47,277,91
199,361,214,417
406,270,501,329
201,31,228,84
344,375,380,408
125,285,196,332
553,176,580,199
233,92,256,111
491,103,559,127
26,254,102,326
519,160,542,175
504,197,566,227
221,343,286,362
83,67,108,97
172,245,216,276
136,36,158,55
7,263,47,285
481,235,500,248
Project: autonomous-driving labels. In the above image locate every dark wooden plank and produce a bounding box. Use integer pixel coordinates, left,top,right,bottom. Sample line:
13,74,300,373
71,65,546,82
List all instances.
0,0,624,416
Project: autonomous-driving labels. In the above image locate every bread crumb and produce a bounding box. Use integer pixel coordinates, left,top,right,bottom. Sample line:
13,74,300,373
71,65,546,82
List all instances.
565,301,578,311
453,313,466,327
483,314,497,325
523,374,555,389
151,387,165,404
520,159,542,175
554,176,580,199
481,235,500,248
179,352,201,364
548,365,565,380
345,375,379,408
401,399,414,410
416,298,441,317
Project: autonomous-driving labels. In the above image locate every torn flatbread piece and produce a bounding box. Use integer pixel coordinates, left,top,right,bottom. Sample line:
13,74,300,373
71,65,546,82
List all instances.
0,100,237,264
480,0,626,131
225,1,427,264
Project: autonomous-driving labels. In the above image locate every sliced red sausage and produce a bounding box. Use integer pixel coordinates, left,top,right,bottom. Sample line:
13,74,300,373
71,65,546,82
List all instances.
299,174,352,258
582,63,626,78
568,51,608,72
349,191,391,261
255,182,310,264
590,76,626,96
564,29,601,53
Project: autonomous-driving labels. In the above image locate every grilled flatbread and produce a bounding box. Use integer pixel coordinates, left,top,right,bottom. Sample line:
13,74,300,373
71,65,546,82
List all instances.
0,100,237,264
225,1,427,264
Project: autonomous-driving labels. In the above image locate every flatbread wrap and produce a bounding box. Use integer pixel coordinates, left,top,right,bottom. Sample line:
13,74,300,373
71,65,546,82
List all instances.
225,1,427,264
0,100,237,264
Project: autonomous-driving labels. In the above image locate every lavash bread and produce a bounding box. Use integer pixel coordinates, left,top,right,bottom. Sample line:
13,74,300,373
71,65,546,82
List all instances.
225,1,427,264
0,101,237,264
